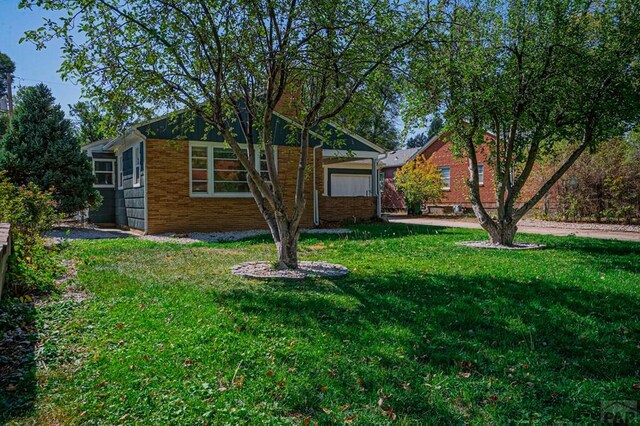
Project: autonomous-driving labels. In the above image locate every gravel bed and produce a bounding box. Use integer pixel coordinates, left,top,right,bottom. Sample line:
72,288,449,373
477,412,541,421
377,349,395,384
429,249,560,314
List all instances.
456,241,545,250
519,219,640,233
232,261,349,279
141,228,352,244
47,226,352,244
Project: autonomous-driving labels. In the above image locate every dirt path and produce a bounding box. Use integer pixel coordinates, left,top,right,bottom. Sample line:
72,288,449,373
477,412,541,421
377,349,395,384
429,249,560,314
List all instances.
387,216,640,242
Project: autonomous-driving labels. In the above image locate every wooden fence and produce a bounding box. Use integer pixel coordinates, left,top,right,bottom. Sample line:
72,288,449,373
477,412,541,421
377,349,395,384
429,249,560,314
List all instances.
0,223,11,299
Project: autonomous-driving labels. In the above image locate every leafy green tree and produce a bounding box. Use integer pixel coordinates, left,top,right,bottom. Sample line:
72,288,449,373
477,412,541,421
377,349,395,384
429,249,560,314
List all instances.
406,0,640,245
0,52,15,97
0,84,99,214
69,101,106,145
24,0,426,268
427,116,443,138
338,75,402,150
394,156,443,215
406,132,430,148
0,114,8,139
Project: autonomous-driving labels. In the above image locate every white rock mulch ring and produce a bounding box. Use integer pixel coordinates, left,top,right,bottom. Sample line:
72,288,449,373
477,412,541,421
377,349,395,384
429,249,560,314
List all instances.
232,261,349,280
456,241,545,250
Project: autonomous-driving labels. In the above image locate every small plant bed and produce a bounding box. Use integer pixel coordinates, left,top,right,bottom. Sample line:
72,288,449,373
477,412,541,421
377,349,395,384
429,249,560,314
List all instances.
3,224,639,424
456,241,545,250
232,261,349,279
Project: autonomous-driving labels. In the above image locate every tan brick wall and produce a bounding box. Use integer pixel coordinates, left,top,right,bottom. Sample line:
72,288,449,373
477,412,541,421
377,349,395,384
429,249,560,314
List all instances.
319,196,377,224
146,139,325,234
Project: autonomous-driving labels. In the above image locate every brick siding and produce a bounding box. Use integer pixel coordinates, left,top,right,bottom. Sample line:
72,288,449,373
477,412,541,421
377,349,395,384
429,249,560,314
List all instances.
319,196,377,224
381,133,554,212
145,139,325,234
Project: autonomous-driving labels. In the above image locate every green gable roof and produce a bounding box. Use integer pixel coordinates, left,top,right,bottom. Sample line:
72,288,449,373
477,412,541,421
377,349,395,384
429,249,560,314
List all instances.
135,111,382,153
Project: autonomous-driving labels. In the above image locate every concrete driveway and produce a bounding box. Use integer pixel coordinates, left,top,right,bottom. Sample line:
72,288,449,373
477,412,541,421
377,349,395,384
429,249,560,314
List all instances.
387,216,640,242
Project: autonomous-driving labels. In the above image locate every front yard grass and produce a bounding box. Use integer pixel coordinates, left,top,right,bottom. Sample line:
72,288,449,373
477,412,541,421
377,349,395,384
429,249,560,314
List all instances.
3,224,639,424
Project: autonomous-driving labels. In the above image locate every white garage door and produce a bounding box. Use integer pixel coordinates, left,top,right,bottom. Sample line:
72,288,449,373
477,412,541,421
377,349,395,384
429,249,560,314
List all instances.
331,174,372,196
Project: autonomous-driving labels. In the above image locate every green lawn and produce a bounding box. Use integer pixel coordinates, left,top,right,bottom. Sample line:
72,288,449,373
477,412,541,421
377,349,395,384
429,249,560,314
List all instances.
2,224,639,424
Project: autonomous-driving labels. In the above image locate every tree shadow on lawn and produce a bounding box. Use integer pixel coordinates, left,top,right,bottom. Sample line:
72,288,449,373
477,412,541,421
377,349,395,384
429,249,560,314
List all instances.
216,267,640,421
534,234,640,275
0,299,37,423
230,223,459,246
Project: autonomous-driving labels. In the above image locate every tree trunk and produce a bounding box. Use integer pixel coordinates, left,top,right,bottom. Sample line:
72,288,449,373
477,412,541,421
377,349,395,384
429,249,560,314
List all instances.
483,220,518,246
276,228,299,269
273,217,300,269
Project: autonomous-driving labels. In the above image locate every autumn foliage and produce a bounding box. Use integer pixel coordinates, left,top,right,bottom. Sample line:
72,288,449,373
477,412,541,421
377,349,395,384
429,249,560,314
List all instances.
394,157,443,215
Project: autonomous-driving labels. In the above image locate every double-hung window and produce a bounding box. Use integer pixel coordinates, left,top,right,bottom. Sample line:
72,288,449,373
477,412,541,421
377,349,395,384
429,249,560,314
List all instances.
477,163,484,185
190,143,275,196
93,159,115,188
438,166,451,190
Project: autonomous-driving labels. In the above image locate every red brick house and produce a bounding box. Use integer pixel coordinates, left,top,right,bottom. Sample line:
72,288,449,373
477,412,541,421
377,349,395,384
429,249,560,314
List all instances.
83,109,384,234
380,131,497,213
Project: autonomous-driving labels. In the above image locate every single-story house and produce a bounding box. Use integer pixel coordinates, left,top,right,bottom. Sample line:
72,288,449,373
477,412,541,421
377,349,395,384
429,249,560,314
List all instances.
379,131,497,213
83,109,385,234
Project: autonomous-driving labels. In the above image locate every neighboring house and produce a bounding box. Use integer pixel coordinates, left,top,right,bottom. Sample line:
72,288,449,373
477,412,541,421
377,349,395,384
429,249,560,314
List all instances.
380,131,497,212
83,110,384,234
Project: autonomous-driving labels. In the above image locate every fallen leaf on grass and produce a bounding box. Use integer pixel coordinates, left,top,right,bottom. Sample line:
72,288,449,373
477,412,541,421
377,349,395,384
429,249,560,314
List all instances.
345,414,357,424
115,323,125,329
338,403,350,412
457,372,471,379
266,370,274,377
633,383,640,390
5,384,16,392
382,406,397,421
321,407,332,414
378,392,391,407
234,375,246,388
319,385,329,392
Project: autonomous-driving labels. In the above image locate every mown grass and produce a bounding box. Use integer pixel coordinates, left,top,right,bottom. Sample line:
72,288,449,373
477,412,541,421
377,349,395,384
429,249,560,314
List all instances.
3,224,639,424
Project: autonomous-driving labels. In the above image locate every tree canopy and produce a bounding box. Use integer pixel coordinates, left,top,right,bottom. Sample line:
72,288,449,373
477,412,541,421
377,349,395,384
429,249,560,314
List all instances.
69,101,106,146
0,52,16,98
0,84,99,214
406,0,640,244
406,132,430,148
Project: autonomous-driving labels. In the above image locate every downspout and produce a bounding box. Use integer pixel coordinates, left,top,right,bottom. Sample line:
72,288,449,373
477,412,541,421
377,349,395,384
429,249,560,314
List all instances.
376,152,389,219
313,141,324,226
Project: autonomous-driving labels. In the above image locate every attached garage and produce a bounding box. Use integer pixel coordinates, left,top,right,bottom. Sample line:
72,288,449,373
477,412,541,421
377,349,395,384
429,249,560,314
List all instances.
330,174,372,197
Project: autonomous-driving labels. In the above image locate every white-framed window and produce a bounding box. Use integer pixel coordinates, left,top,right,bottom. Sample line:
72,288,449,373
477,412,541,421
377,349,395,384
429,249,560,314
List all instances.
189,142,276,197
438,166,451,190
93,159,115,188
477,163,484,185
133,142,143,187
117,154,123,189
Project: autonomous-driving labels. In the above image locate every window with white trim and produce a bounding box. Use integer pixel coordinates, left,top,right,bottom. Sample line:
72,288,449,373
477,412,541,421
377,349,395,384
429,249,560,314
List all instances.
93,159,115,187
190,143,275,196
117,154,123,189
477,163,484,185
438,166,451,189
133,142,143,187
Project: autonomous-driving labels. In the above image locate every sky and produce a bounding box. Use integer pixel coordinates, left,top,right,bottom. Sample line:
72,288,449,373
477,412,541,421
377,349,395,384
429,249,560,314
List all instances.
0,1,81,114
